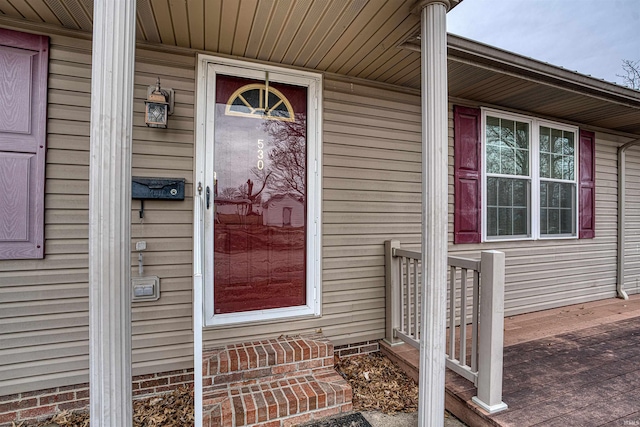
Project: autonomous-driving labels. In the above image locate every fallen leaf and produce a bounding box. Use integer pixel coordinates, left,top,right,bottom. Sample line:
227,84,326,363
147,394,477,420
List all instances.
335,352,418,414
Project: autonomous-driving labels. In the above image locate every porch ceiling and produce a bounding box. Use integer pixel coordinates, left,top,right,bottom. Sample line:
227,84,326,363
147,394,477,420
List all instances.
0,0,433,85
1,0,638,137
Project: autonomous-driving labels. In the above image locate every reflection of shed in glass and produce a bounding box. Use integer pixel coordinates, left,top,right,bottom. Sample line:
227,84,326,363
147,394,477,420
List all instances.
262,194,304,227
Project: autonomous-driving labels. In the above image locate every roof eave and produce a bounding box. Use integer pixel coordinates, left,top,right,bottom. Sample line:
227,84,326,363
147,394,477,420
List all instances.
446,33,640,109
401,32,640,109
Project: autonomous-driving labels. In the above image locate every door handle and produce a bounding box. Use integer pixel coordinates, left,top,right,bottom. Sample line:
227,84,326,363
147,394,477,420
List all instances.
206,186,211,209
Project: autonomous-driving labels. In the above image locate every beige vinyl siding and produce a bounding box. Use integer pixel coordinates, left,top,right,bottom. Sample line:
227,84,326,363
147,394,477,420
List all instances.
447,104,621,316
201,77,423,349
623,145,640,296
0,27,196,395
129,48,195,376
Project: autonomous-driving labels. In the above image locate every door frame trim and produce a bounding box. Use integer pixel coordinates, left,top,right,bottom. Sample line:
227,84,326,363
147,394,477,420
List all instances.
193,54,323,327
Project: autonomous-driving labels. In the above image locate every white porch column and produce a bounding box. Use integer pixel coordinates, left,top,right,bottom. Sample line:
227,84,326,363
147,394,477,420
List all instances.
416,1,450,426
88,1,136,426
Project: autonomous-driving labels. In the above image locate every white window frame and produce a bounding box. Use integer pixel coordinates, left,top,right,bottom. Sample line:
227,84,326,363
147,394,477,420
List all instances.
481,108,579,242
194,55,323,327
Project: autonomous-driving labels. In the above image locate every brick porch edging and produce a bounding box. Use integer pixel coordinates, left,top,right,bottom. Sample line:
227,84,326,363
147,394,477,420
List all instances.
0,369,193,427
334,340,379,359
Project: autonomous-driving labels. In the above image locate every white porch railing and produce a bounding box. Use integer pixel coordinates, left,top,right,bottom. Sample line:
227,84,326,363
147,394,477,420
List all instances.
384,239,508,414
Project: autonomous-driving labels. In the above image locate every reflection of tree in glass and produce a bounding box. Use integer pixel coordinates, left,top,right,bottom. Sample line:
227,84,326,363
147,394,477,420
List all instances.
540,127,574,180
218,170,272,217
218,186,238,199
485,118,529,177
262,114,306,198
237,177,270,216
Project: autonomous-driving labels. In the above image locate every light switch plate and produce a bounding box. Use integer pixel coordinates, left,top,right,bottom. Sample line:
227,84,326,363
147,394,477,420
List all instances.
131,276,160,301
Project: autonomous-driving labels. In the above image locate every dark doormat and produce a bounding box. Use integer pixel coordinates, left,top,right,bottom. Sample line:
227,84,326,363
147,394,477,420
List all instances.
300,412,372,427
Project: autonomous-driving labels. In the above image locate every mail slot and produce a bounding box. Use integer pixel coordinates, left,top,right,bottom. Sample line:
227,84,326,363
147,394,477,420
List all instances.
132,177,185,200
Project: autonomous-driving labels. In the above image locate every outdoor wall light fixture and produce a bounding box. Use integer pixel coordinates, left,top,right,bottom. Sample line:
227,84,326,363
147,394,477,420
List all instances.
144,77,175,128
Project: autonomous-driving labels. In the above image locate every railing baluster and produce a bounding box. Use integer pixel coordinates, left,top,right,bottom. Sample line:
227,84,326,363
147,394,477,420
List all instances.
402,258,410,332
407,258,411,336
404,258,411,336
398,257,406,332
449,265,456,359
460,267,468,367
413,258,419,340
471,269,479,372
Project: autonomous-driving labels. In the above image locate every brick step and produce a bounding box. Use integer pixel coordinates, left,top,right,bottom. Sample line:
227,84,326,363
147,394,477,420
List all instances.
203,370,352,427
203,334,334,377
202,334,352,426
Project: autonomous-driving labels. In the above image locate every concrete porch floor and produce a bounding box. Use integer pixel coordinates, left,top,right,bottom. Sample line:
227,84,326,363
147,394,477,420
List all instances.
381,294,640,427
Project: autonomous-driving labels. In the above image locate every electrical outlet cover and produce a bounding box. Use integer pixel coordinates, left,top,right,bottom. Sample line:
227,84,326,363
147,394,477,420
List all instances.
131,276,160,301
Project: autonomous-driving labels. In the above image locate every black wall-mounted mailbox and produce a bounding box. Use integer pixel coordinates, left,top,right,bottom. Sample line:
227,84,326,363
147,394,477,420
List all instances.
132,177,185,200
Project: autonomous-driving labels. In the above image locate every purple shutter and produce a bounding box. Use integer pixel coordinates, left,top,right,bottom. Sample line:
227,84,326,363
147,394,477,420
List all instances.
579,129,596,239
0,29,49,259
454,106,482,244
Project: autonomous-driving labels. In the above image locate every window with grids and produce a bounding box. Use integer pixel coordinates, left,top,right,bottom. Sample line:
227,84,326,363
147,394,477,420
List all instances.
484,112,578,240
485,116,531,238
539,127,576,236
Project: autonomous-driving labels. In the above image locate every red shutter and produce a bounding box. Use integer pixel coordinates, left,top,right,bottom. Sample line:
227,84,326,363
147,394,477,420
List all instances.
454,106,482,244
579,129,596,239
0,29,49,259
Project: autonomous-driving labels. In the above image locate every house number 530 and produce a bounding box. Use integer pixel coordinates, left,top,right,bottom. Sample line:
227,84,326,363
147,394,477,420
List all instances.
257,139,264,170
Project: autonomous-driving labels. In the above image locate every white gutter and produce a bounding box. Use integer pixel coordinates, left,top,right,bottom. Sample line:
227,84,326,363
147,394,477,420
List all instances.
617,138,640,299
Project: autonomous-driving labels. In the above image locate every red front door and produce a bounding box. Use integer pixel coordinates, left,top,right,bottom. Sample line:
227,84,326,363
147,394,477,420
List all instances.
212,74,307,314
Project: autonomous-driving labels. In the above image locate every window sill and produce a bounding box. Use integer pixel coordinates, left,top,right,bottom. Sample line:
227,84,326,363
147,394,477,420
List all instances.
203,304,321,328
